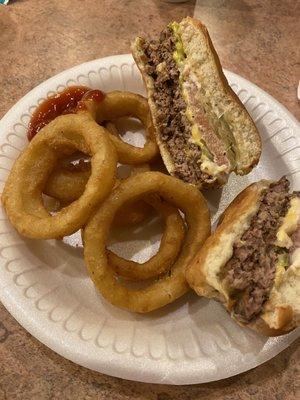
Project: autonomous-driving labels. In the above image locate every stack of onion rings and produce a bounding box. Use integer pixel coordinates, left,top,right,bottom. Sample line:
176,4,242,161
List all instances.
43,91,159,226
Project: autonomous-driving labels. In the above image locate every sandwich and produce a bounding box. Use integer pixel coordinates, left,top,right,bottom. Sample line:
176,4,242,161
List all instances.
132,17,262,188
186,177,300,336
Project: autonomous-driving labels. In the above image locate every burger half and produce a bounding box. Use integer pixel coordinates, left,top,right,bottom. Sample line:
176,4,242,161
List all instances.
132,17,262,188
186,177,300,336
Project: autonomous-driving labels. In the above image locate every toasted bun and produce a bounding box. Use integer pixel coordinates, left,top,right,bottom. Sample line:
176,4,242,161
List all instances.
132,17,262,187
186,180,300,336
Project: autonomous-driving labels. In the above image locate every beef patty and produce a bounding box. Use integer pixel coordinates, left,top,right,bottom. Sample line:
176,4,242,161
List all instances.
141,28,207,185
221,177,291,322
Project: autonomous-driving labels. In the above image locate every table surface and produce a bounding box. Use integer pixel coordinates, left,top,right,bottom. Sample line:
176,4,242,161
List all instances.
0,0,299,399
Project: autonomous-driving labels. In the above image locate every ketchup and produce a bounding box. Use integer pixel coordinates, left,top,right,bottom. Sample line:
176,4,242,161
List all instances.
27,86,105,140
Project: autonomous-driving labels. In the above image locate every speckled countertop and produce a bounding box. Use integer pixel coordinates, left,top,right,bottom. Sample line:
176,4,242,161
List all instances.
0,0,299,399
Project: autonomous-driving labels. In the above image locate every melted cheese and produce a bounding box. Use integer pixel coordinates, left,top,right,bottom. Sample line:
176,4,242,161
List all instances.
201,159,228,177
274,197,300,287
274,263,286,287
191,124,203,147
262,205,300,327
262,255,300,328
276,197,300,248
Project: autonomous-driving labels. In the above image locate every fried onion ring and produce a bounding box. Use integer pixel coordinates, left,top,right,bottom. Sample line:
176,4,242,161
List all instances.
45,164,91,203
45,166,153,227
81,91,158,164
113,199,153,227
44,137,153,227
83,172,211,313
108,195,185,281
45,167,153,227
43,118,154,204
113,163,153,227
2,113,117,239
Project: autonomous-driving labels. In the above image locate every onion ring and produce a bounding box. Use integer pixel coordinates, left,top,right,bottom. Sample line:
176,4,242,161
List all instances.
113,199,153,227
104,121,119,137
36,91,157,204
113,163,153,227
45,165,153,226
43,119,153,204
83,172,211,313
44,134,153,227
2,113,117,239
45,163,91,203
108,195,185,281
80,91,158,165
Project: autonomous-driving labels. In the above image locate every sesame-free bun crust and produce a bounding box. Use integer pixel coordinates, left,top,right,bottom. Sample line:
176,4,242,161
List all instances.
186,180,299,336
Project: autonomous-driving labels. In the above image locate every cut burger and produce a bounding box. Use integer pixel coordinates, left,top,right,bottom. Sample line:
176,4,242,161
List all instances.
132,17,262,187
186,177,300,336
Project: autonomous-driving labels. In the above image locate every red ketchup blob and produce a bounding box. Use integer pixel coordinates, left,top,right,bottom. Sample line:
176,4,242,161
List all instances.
27,86,105,140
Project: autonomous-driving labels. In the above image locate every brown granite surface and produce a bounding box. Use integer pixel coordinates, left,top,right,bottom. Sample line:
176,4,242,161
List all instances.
0,0,299,399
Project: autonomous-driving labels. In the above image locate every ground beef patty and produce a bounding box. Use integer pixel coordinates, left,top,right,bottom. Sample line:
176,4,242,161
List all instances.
141,28,206,185
221,177,291,322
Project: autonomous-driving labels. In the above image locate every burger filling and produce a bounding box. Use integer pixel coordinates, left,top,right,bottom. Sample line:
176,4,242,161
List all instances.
141,28,204,184
141,27,230,184
220,177,293,322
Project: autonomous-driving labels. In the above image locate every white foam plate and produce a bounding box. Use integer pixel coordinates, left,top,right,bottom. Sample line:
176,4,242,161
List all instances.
0,54,299,385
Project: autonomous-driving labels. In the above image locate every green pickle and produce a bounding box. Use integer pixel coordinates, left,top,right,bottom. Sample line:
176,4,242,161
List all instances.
169,22,186,65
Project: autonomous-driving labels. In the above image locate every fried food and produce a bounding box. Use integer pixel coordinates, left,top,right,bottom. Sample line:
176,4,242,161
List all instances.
80,91,159,164
32,89,158,205
43,98,156,204
44,142,153,227
45,166,153,227
108,195,186,281
4,85,210,315
113,163,153,227
44,123,117,203
44,161,91,204
2,113,117,239
83,171,210,313
113,199,153,227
